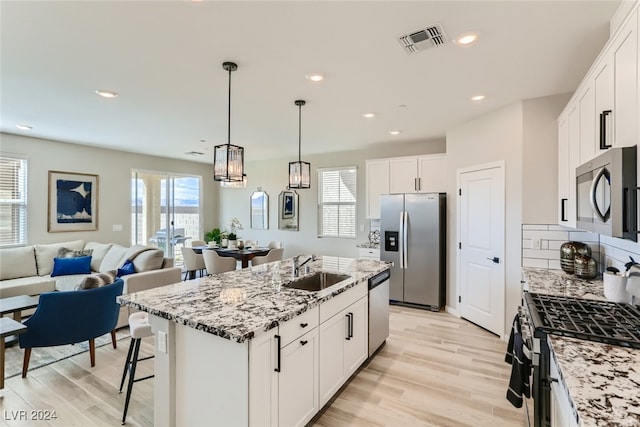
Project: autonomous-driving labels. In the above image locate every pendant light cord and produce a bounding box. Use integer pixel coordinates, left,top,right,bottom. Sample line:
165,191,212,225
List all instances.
298,103,302,162
227,66,232,146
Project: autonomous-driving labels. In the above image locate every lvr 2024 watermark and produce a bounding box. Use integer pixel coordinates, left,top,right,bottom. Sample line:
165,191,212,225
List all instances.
3,410,58,421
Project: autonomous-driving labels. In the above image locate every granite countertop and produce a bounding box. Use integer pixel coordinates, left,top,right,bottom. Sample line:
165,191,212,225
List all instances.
522,267,605,300
356,242,380,249
549,336,640,426
118,256,390,343
523,267,640,426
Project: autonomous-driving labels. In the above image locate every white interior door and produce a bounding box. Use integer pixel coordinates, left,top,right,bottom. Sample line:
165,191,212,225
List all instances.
458,163,505,335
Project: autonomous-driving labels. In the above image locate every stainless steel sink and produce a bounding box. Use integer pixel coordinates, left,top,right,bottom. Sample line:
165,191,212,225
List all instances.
284,272,351,292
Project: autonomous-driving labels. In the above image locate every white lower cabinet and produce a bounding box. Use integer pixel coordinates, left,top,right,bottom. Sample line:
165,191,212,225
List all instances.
549,349,578,427
358,247,380,260
278,328,319,427
249,282,370,427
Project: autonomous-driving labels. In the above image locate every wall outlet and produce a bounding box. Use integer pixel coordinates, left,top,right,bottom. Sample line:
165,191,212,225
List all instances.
157,330,167,354
532,238,541,250
112,224,123,232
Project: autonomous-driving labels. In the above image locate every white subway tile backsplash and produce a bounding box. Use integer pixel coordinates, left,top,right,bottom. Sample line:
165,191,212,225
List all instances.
540,240,549,250
568,231,599,242
548,260,562,270
548,225,576,231
522,239,533,250
522,230,570,241
522,224,549,231
548,240,564,251
523,249,558,259
522,258,549,268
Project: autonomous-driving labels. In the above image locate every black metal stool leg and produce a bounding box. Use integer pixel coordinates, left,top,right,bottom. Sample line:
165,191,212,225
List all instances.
122,338,141,425
119,338,135,393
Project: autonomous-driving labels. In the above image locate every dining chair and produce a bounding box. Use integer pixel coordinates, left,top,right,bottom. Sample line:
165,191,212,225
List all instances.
191,239,206,247
267,241,282,249
203,250,237,274
251,248,285,266
180,247,206,280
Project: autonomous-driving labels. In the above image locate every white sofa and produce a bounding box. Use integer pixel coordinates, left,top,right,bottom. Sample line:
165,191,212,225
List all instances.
0,240,182,328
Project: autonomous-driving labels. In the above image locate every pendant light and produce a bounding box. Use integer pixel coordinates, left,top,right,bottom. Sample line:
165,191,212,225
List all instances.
214,61,245,182
289,99,311,189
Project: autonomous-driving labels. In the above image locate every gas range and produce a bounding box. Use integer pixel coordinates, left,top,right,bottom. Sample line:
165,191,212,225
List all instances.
524,292,640,349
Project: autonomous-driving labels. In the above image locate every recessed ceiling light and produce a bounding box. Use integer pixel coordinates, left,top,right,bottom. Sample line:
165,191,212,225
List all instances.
305,73,325,83
455,32,479,47
95,89,119,98
362,113,376,118
389,130,401,135
471,94,486,101
16,124,32,131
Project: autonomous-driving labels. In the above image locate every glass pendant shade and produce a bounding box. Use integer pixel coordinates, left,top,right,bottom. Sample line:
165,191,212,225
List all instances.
213,61,245,183
220,173,247,188
289,99,310,189
214,143,244,182
289,161,311,189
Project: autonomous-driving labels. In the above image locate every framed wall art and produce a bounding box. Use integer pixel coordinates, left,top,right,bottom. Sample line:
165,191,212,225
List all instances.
48,170,98,232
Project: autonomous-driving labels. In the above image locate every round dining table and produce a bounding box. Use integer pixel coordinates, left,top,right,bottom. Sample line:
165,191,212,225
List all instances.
191,246,270,271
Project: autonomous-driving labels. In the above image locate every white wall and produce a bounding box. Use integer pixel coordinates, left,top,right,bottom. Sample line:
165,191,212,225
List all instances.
217,139,446,259
522,93,572,223
1,133,218,246
446,103,523,336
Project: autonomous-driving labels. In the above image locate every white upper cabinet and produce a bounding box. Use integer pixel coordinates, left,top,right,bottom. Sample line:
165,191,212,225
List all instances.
389,156,419,193
593,53,614,151
366,154,446,219
613,10,638,148
365,159,390,219
578,84,596,164
558,113,570,225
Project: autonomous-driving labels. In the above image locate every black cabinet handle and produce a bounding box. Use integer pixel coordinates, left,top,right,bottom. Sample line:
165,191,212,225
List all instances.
345,313,351,340
349,313,354,338
561,198,568,222
300,322,308,328
274,335,281,372
600,110,612,149
300,340,308,346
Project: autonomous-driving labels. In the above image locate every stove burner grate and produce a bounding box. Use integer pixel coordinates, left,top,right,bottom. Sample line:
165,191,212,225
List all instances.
524,293,640,349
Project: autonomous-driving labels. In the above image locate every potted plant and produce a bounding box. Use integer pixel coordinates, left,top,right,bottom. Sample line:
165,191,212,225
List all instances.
205,228,223,245
227,232,237,249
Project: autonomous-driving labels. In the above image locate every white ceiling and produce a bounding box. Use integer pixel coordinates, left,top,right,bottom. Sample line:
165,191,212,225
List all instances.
1,1,621,164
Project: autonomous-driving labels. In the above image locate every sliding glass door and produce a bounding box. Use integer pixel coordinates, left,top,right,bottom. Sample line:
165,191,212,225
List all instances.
131,170,201,264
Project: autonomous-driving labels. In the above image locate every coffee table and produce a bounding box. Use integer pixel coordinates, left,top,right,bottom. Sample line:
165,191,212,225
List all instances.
0,317,27,389
0,295,39,322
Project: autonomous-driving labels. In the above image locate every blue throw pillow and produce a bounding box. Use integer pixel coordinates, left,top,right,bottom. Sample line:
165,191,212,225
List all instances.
117,259,135,277
50,256,92,277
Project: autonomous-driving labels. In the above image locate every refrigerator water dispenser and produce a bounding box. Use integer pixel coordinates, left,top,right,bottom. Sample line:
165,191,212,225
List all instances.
385,231,399,251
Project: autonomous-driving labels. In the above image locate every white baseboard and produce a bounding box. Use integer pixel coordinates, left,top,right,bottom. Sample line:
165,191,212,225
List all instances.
445,305,459,317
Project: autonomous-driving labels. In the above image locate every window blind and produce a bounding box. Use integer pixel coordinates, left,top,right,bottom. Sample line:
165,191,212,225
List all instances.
318,167,356,238
0,155,28,247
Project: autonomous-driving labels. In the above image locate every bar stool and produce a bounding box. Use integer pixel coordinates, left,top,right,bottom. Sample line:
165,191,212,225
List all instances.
119,312,154,425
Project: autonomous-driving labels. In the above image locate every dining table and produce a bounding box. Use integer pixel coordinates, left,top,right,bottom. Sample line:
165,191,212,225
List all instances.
192,246,270,271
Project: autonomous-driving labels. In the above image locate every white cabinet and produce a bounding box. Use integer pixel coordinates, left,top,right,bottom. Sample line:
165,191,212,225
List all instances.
366,154,446,218
366,159,390,219
389,155,446,194
249,307,319,427
389,156,418,193
358,247,380,260
319,293,368,406
578,84,596,164
612,10,638,149
278,328,319,427
593,54,614,151
550,350,578,427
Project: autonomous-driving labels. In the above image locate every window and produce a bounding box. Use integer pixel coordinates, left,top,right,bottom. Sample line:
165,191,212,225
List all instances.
318,166,357,238
0,155,28,247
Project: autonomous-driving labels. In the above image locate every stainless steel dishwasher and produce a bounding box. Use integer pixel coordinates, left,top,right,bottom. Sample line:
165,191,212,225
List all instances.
368,269,390,356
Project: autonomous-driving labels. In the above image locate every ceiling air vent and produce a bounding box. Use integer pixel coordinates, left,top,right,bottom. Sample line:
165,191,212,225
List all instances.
185,151,204,156
398,24,446,54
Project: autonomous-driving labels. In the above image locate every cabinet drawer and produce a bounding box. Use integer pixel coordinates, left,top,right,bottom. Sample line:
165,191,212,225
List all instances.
279,306,319,346
358,248,380,260
320,282,367,323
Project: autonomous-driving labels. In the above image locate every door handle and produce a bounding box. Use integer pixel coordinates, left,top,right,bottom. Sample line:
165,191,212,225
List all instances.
487,257,500,264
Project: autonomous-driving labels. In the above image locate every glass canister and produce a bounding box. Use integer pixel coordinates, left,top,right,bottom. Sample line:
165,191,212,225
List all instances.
574,254,598,279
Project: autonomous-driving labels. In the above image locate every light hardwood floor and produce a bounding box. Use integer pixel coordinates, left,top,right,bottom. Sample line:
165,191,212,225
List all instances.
0,306,524,426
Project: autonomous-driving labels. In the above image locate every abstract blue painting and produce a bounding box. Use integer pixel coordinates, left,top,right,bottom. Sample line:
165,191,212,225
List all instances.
48,171,98,232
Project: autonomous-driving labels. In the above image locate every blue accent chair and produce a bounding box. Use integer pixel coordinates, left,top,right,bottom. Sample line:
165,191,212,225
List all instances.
19,279,124,377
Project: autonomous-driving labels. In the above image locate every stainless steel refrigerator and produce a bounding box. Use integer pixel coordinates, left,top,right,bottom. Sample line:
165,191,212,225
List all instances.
380,193,446,310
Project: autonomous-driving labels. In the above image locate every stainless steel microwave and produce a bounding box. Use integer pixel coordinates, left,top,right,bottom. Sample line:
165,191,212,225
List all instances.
575,146,637,241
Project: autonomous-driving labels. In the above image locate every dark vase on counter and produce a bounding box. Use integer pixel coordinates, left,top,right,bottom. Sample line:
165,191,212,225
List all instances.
560,241,591,274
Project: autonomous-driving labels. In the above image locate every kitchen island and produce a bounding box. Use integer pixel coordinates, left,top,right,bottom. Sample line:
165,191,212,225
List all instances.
523,268,640,426
118,256,390,427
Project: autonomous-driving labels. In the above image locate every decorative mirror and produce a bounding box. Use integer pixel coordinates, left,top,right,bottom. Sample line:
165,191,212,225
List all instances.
278,190,299,231
250,190,269,230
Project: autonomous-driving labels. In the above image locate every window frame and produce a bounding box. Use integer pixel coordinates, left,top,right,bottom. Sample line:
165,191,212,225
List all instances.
317,165,357,239
0,153,28,247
